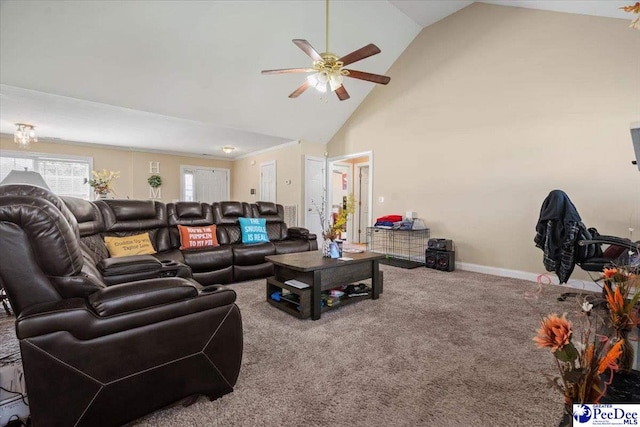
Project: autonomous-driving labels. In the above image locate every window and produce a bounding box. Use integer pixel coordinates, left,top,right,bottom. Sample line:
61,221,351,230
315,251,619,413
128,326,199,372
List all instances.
0,150,93,199
184,172,194,201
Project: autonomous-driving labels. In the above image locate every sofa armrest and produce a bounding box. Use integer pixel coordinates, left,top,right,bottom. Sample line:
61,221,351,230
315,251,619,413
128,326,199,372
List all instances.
16,279,238,340
88,278,197,316
97,254,162,276
97,255,192,285
288,227,317,241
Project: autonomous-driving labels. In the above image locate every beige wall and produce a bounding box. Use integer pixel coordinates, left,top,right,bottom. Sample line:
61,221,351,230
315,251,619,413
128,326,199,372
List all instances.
0,137,232,202
231,140,326,225
328,3,640,279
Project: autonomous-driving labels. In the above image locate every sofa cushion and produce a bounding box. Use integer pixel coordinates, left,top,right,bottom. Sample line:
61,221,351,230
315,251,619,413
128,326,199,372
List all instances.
232,242,275,266
213,202,251,225
104,233,156,257
178,225,219,250
182,245,233,272
239,218,269,244
62,196,104,237
255,201,278,215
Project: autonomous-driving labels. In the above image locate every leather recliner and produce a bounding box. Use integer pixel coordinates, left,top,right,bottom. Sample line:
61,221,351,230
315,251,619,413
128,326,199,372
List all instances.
0,186,243,427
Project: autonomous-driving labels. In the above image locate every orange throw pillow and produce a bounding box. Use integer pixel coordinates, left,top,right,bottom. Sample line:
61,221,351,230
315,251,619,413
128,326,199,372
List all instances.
178,225,219,250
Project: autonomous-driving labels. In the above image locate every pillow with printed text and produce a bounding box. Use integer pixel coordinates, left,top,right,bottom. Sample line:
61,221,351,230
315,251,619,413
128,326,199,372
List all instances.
104,233,156,257
238,217,270,244
178,225,219,250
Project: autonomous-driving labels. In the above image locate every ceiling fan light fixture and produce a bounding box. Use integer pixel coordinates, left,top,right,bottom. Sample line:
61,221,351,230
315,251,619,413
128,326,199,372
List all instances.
329,73,343,91
307,72,328,93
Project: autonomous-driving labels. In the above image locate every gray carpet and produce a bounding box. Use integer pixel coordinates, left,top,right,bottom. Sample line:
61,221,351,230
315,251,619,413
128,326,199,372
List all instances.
0,266,576,426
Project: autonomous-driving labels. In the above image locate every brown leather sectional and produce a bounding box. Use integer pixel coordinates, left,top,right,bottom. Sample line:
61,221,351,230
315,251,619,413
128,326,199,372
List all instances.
61,197,318,286
0,184,245,426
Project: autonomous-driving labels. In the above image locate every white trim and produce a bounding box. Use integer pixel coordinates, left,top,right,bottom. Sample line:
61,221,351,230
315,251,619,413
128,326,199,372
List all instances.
456,262,602,293
234,140,300,160
354,162,371,243
0,133,233,161
0,148,93,164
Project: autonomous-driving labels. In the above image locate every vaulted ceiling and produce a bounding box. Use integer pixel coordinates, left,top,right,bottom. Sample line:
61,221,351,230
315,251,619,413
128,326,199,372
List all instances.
0,1,632,158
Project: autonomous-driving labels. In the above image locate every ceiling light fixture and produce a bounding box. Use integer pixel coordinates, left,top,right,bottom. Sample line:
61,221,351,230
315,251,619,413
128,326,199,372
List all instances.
261,0,390,101
222,146,235,154
14,123,37,149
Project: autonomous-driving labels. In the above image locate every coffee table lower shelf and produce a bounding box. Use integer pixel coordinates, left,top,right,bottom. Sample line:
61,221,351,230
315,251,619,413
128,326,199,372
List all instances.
266,276,377,319
266,277,312,319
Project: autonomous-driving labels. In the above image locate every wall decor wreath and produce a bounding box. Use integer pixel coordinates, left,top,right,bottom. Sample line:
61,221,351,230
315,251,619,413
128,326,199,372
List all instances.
148,174,162,188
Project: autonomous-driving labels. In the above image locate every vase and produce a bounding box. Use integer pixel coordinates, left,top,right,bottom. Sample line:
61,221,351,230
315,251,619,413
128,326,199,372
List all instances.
96,192,108,199
615,328,634,375
322,239,332,258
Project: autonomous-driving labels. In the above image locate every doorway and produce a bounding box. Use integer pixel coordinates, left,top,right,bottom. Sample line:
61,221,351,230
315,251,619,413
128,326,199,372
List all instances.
260,161,276,202
180,165,230,202
326,151,373,244
304,156,325,241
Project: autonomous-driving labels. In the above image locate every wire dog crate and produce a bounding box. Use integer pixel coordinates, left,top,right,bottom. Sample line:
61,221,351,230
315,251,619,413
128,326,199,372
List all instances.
366,227,430,267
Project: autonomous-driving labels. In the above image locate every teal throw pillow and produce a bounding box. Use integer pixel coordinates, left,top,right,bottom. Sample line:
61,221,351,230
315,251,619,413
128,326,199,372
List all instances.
238,217,270,244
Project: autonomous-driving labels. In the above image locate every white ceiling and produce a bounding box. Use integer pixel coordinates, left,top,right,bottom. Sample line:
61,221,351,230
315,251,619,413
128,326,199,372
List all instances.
0,1,633,158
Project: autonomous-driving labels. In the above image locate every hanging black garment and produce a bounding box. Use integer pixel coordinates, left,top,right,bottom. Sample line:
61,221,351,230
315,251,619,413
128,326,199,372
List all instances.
534,189,584,283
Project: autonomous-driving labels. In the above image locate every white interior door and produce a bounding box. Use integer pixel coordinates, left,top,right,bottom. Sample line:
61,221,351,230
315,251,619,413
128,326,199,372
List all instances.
260,161,276,202
357,165,370,243
305,156,325,242
181,166,229,202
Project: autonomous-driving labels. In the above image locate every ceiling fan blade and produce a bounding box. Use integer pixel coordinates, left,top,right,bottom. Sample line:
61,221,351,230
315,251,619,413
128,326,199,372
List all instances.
261,68,315,75
289,81,312,98
344,69,391,85
335,85,350,101
338,44,381,66
292,39,323,61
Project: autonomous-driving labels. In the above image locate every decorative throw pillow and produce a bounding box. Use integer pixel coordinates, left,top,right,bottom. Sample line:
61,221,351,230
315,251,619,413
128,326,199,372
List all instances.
104,233,156,257
238,217,270,244
177,224,219,250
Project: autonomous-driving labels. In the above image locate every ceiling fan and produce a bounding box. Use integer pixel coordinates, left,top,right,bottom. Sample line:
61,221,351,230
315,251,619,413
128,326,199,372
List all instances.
261,0,390,101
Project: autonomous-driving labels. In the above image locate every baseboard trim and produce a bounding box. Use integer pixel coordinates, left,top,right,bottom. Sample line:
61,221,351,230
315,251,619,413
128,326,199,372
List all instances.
456,262,602,293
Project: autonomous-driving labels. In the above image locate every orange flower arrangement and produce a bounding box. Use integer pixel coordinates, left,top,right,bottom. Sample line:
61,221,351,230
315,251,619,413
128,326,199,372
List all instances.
534,307,625,409
601,265,639,374
534,313,573,353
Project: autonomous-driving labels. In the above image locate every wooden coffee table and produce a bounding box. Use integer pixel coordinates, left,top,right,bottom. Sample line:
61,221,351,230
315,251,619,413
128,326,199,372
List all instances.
265,251,384,320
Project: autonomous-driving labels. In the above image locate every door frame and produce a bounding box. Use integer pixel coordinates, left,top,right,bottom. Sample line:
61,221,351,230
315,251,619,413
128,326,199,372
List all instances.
354,161,370,243
304,155,326,232
326,150,373,243
180,165,230,202
259,160,277,202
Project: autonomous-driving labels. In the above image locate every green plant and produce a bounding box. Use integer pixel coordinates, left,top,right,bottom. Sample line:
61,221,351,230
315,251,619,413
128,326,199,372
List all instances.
148,174,162,188
85,169,120,195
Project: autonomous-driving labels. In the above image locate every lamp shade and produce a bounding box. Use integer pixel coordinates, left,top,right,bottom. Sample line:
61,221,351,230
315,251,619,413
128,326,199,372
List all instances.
0,170,51,190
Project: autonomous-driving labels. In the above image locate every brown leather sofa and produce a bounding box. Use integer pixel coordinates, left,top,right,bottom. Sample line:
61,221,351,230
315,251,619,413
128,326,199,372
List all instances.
61,197,318,286
0,185,244,426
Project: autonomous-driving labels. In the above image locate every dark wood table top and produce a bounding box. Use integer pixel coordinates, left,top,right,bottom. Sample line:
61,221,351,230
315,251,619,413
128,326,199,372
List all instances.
266,251,384,272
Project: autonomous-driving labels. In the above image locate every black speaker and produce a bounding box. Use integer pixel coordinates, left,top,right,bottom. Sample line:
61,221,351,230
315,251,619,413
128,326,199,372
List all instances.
425,249,455,272
436,250,455,272
425,250,438,269
427,238,454,251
